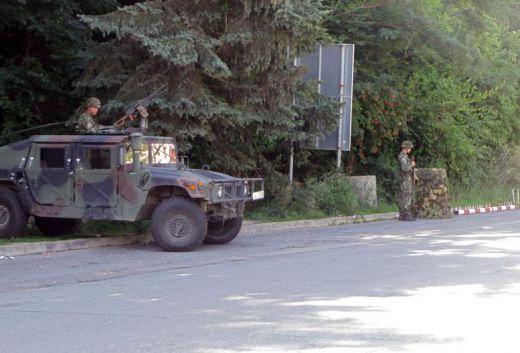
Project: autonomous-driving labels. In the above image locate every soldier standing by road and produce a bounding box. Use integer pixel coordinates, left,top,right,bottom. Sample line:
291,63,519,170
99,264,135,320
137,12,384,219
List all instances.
398,140,417,221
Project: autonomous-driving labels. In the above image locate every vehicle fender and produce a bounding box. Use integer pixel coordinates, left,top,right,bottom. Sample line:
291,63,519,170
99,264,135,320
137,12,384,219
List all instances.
148,174,207,199
0,181,32,214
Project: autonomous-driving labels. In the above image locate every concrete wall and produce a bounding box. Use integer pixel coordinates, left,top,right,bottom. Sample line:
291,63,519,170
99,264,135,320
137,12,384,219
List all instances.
346,175,377,208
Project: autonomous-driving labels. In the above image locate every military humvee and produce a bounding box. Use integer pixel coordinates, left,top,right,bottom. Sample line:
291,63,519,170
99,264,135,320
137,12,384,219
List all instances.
0,132,264,251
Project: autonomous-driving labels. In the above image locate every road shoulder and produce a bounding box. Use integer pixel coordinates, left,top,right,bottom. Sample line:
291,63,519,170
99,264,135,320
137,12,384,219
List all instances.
0,212,398,257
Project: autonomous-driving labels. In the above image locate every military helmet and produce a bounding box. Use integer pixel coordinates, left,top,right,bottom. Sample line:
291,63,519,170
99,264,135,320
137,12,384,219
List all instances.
401,140,413,148
85,97,101,109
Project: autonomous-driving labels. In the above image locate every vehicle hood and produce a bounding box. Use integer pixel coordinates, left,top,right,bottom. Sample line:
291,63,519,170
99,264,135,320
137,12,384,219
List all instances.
146,166,240,184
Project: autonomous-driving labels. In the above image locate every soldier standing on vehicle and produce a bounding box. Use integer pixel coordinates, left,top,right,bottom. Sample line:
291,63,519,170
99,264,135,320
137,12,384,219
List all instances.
73,97,103,133
69,97,120,133
398,140,417,221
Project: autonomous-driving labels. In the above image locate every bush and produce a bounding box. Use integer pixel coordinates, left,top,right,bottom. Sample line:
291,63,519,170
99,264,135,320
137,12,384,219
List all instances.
306,173,360,216
290,182,318,214
493,145,520,187
248,172,361,220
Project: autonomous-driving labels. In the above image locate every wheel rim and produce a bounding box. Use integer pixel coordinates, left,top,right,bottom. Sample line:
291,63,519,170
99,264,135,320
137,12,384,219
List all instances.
0,204,10,230
166,215,191,239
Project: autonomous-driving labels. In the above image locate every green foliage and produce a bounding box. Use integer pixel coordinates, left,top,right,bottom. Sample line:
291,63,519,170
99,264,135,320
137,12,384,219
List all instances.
77,0,337,175
451,185,514,208
1,0,518,217
305,173,361,216
324,0,520,194
0,0,119,142
484,145,520,187
249,172,360,220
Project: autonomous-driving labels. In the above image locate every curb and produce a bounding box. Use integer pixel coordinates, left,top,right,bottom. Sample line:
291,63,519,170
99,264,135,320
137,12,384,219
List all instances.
241,212,398,235
453,204,517,215
0,212,399,257
0,235,143,257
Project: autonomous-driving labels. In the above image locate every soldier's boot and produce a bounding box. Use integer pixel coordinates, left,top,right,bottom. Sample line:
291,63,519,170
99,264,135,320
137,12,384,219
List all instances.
399,211,416,221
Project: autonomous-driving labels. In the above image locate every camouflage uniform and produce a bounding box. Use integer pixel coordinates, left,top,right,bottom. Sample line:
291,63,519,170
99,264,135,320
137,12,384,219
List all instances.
77,112,100,133
72,97,102,133
398,141,414,220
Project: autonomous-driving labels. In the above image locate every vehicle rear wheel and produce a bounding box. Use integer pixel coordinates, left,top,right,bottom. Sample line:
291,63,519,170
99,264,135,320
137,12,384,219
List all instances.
34,217,81,237
151,197,207,252
204,217,243,245
0,188,28,238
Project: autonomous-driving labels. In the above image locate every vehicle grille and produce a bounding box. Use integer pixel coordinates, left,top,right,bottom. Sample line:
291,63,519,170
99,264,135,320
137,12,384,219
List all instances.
212,178,263,203
224,183,244,199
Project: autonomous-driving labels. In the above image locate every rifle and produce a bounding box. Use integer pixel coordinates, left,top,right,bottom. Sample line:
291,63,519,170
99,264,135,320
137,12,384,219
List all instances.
114,84,167,129
411,156,418,185
411,156,419,217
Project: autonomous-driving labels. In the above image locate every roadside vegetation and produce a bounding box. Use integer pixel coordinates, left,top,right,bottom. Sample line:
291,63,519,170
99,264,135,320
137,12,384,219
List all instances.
248,173,397,222
451,186,516,209
0,1,519,244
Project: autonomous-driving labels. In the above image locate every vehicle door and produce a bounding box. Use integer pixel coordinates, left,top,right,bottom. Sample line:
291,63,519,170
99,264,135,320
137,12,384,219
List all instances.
25,143,73,206
73,144,118,207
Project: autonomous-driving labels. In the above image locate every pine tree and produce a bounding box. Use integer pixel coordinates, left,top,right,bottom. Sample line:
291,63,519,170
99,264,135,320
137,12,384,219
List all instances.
0,0,119,141
77,0,337,175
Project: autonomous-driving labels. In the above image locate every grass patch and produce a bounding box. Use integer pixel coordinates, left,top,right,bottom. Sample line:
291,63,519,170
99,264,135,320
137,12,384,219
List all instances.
247,173,364,222
0,235,83,246
358,202,398,215
0,220,147,247
450,185,515,208
247,200,398,222
246,208,327,222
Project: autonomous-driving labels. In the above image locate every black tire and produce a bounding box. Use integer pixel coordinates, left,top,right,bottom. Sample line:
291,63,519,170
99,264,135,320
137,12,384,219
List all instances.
151,197,207,252
204,217,243,245
0,188,28,238
34,217,81,237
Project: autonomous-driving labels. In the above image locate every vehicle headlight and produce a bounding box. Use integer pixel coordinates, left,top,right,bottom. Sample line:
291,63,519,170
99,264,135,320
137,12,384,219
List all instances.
217,185,223,198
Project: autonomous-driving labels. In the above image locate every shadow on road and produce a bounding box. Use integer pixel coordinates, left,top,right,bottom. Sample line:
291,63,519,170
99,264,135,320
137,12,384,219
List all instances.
2,212,520,353
191,214,520,353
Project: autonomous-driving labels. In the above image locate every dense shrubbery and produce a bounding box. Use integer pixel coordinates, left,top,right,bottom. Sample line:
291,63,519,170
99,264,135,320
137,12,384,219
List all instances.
0,0,118,142
306,174,361,215
323,0,520,197
249,173,360,220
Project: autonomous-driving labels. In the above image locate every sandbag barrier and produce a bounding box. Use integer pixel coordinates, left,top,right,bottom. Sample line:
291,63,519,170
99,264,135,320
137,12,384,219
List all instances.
413,168,452,219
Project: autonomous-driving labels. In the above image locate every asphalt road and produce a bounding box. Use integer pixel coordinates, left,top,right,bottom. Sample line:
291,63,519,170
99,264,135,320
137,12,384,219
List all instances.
1,211,520,353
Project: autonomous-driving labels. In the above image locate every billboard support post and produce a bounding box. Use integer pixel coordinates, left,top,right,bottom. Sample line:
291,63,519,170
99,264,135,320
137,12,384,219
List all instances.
289,143,294,183
337,45,347,170
288,55,298,184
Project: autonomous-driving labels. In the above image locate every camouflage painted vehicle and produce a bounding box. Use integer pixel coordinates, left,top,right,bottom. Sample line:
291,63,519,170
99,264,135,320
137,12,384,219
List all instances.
0,132,264,251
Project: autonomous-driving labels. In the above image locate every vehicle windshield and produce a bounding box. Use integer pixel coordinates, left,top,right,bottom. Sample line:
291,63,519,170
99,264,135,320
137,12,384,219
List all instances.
149,142,177,165
125,138,177,166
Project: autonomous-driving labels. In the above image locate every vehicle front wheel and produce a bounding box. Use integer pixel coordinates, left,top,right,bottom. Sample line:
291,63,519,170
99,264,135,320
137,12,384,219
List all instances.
204,217,243,245
151,198,207,252
0,188,28,238
34,217,81,237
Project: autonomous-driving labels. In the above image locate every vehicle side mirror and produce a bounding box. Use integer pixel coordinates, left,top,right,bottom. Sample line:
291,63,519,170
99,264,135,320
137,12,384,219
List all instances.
180,155,189,168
